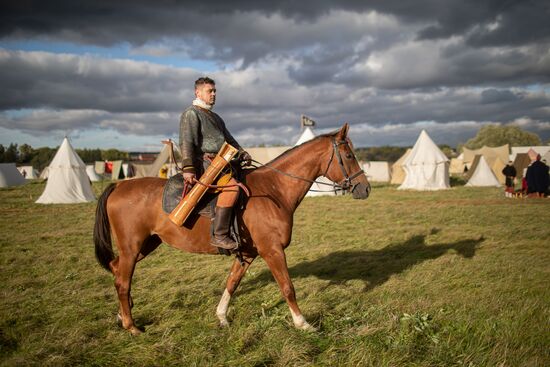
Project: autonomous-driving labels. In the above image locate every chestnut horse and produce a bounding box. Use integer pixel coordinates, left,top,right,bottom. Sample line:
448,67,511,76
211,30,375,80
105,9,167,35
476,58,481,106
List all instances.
94,123,370,335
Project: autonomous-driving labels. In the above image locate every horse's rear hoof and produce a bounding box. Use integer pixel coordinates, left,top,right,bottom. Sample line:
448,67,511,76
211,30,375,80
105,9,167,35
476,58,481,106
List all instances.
129,326,142,336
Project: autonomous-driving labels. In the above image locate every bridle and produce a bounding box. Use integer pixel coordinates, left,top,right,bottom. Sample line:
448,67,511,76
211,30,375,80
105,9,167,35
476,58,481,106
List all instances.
251,137,365,193
326,137,365,192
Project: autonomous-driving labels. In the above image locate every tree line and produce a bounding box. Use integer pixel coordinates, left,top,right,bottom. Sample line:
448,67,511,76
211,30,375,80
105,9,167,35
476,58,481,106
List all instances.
0,143,128,171
1,125,545,169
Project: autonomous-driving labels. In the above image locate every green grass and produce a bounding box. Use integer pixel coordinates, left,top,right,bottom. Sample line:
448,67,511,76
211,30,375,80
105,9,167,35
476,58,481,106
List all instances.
1,180,549,366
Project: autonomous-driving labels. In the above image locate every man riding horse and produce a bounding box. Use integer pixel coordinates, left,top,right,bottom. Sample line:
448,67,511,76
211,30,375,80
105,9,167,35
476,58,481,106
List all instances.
179,76,252,250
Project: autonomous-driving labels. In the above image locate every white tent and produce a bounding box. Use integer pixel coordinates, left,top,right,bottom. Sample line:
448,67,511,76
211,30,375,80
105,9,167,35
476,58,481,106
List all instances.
295,126,316,145
36,137,95,204
86,165,102,182
510,146,550,162
363,161,391,182
465,155,501,187
295,127,342,196
17,165,39,179
0,163,26,188
246,146,291,165
398,130,450,191
39,167,49,179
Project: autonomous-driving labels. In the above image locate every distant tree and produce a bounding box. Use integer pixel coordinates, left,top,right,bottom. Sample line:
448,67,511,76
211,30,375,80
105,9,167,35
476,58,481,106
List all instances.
101,149,129,161
3,143,18,163
438,145,455,159
31,147,56,171
464,125,541,149
0,145,5,162
77,148,103,163
18,144,35,163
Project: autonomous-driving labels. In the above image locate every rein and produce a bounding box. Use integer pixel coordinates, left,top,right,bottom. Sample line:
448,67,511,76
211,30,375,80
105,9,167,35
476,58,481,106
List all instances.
168,136,363,194
249,137,364,193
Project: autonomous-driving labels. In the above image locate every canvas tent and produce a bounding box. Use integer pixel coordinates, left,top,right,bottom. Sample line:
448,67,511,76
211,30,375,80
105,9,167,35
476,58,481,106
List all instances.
465,155,501,187
462,145,509,169
17,165,39,179
246,146,291,165
490,158,506,184
86,165,102,182
39,167,49,179
390,149,411,185
510,146,550,162
130,162,151,178
398,130,450,190
363,161,391,182
110,160,125,180
146,143,181,178
449,157,466,175
513,153,531,180
0,163,26,188
36,137,95,204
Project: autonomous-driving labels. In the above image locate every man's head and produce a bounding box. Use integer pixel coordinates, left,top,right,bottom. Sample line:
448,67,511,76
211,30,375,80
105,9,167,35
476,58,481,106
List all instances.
195,77,216,106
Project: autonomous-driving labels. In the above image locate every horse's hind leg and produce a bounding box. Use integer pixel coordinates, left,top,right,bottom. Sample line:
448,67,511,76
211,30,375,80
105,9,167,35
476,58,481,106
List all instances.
216,255,256,327
262,248,315,331
114,251,141,335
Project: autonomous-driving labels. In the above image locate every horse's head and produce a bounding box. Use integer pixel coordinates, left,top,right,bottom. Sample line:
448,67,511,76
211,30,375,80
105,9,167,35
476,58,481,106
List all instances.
323,123,371,199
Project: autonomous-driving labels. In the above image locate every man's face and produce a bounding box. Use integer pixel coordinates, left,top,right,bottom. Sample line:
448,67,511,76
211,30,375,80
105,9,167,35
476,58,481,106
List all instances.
195,83,216,106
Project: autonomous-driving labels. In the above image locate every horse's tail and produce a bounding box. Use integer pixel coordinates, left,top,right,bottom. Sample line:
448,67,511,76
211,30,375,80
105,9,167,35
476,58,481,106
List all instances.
93,183,117,272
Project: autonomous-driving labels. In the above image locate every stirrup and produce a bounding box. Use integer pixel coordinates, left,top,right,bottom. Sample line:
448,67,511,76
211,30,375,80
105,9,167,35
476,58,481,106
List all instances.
210,236,238,250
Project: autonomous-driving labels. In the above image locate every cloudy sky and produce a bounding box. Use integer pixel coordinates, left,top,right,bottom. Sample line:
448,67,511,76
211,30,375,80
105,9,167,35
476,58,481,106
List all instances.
1,1,549,151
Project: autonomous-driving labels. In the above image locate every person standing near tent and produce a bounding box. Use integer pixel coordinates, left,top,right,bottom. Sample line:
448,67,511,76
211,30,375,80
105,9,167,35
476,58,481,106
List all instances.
502,160,517,197
179,76,251,250
525,154,549,197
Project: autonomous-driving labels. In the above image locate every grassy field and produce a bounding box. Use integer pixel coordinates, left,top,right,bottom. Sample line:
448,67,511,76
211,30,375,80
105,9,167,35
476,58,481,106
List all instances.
1,180,549,366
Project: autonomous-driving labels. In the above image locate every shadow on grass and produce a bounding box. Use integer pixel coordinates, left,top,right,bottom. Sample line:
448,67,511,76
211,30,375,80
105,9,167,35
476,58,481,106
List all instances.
243,231,484,293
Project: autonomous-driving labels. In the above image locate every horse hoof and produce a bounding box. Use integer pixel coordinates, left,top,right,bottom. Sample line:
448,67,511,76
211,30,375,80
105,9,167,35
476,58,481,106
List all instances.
218,320,229,328
298,322,317,332
129,326,142,336
116,313,122,327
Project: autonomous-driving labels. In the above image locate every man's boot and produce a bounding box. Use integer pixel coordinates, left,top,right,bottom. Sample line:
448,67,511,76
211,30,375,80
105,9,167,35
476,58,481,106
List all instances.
210,206,238,250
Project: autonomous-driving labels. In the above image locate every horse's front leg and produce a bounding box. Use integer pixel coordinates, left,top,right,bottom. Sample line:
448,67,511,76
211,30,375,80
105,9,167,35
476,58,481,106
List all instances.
217,255,256,327
261,248,315,331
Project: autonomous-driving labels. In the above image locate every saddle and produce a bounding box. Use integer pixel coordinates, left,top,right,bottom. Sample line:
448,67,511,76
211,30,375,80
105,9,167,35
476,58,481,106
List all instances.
162,171,250,257
162,173,217,218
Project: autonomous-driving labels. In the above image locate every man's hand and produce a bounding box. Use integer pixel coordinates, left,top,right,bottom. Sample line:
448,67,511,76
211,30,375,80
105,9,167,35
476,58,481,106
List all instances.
183,172,196,185
240,151,252,166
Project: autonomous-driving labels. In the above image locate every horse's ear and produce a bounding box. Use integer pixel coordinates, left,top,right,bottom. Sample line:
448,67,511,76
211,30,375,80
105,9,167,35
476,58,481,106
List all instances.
336,123,349,140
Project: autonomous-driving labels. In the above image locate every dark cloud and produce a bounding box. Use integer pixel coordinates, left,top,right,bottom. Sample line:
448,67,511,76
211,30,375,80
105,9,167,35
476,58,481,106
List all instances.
1,1,549,148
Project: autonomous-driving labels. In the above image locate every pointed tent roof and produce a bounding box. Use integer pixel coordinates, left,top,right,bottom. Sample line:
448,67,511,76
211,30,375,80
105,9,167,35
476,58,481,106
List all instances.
402,130,449,166
462,144,509,165
0,163,26,188
465,155,501,187
398,130,450,190
295,127,316,146
147,141,181,178
36,137,95,204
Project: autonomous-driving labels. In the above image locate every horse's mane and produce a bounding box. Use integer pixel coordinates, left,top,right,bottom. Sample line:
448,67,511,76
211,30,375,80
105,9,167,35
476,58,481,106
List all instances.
261,129,339,167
